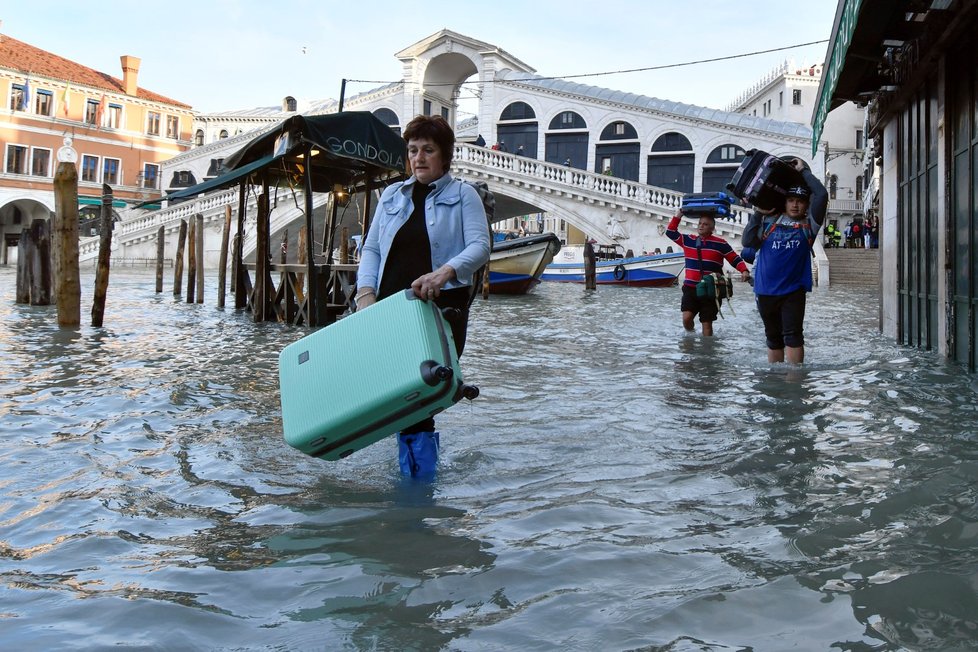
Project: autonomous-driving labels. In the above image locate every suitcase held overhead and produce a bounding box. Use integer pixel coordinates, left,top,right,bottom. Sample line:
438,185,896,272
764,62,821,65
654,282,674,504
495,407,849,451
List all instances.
278,289,479,461
681,191,735,219
726,149,805,212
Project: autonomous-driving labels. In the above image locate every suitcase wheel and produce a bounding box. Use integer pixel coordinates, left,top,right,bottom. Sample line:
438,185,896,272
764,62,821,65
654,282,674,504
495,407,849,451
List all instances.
420,360,454,386
459,384,480,401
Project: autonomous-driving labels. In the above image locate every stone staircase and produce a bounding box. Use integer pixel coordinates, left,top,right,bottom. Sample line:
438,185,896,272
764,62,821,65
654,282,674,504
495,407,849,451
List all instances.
825,247,879,286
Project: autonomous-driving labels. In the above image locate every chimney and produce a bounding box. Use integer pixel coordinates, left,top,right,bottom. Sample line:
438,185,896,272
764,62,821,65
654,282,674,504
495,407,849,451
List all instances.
120,55,141,96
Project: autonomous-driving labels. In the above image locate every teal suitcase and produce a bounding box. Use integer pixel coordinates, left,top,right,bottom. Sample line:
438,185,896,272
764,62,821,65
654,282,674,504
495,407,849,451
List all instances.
278,289,478,461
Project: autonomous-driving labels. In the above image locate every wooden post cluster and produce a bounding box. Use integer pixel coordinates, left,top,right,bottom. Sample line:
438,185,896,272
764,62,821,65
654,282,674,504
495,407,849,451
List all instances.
15,219,52,306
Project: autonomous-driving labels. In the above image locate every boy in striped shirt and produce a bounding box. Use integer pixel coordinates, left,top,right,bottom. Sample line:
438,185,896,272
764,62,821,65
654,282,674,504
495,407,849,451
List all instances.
666,213,751,336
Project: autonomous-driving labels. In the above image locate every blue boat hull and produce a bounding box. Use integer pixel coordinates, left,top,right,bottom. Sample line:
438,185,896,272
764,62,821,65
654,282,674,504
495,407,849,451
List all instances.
541,253,685,287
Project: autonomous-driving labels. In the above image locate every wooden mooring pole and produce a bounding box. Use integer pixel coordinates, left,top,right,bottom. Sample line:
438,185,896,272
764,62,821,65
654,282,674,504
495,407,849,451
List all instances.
155,225,165,293
584,240,597,291
174,219,187,297
186,216,196,303
217,205,231,308
29,220,53,306
53,160,80,326
91,184,114,327
15,228,31,304
195,213,204,304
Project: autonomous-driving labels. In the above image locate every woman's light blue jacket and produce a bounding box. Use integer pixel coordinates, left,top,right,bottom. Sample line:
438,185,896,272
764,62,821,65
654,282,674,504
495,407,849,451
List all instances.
357,174,491,292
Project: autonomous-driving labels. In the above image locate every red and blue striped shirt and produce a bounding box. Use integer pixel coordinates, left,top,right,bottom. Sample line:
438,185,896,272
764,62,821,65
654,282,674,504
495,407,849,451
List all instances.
666,216,748,287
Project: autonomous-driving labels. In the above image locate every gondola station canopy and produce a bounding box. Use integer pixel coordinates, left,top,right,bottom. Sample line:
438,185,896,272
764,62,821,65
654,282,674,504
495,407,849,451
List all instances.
159,111,408,203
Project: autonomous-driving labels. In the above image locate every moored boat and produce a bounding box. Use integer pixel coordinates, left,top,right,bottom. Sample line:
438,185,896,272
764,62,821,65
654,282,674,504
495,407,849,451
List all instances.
487,232,562,294
540,244,684,287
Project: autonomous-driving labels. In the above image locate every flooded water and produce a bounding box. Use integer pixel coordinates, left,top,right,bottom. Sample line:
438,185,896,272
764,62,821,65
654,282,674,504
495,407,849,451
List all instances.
2,266,978,651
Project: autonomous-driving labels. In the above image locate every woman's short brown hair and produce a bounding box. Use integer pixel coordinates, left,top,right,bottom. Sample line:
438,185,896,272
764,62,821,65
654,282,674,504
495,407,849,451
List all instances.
403,115,455,173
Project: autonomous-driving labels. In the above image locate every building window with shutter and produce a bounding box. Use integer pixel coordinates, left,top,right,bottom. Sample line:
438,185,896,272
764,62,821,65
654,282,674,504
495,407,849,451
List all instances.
106,104,122,129
85,99,99,125
102,158,121,185
147,111,161,135
5,144,28,174
31,147,51,177
166,115,179,139
9,84,26,111
792,89,802,105
36,89,53,116
81,155,99,183
143,163,160,189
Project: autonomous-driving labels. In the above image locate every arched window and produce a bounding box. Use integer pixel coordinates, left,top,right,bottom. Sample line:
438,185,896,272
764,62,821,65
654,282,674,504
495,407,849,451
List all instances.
548,111,587,130
500,101,535,121
650,132,692,152
497,102,539,158
596,121,640,180
599,121,638,140
373,107,400,135
706,144,747,164
194,129,204,147
702,144,747,192
284,96,297,112
647,132,694,192
219,130,229,139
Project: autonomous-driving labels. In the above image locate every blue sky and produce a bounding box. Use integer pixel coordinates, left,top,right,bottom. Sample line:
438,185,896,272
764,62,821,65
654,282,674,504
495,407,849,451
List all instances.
3,0,839,114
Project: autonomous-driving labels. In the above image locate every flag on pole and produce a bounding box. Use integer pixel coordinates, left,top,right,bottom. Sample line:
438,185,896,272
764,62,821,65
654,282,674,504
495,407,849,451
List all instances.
20,77,31,111
61,83,71,117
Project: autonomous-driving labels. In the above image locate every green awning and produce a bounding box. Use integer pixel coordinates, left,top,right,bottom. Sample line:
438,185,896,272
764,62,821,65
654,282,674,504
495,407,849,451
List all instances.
812,0,864,156
132,153,283,208
79,196,128,209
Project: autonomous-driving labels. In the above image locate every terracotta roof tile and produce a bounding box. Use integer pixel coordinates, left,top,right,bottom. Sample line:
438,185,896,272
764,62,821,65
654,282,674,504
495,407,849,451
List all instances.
0,33,192,109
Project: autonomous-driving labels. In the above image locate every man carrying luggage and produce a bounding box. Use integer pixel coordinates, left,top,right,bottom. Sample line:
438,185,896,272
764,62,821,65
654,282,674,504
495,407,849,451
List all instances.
742,157,828,364
666,213,751,336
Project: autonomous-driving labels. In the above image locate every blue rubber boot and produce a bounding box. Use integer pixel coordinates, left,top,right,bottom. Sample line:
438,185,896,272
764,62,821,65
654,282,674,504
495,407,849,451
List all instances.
398,432,440,479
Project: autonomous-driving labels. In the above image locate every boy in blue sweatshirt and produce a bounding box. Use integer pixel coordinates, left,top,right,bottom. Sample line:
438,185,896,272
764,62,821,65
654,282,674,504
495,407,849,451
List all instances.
741,158,827,364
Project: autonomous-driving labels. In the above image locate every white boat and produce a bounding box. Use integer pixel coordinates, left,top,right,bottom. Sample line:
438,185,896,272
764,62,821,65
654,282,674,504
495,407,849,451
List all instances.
487,232,562,294
541,244,684,287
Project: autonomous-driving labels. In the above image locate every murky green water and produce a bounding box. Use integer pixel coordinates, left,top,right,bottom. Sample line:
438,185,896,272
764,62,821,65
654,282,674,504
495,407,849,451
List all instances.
1,267,977,651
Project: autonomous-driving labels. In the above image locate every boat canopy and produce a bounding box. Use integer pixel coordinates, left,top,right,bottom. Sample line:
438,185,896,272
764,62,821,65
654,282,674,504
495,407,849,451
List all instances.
143,111,408,206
